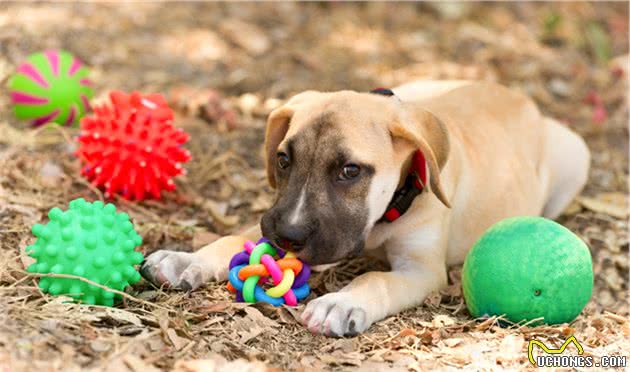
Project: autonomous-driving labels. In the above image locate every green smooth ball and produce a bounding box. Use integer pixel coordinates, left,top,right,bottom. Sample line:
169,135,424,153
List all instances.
26,198,144,306
8,50,93,126
462,216,593,325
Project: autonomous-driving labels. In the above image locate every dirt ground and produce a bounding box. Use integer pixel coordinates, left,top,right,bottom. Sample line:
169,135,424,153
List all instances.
0,2,628,371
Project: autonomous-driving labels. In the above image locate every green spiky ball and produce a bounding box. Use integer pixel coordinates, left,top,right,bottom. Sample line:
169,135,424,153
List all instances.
26,198,144,306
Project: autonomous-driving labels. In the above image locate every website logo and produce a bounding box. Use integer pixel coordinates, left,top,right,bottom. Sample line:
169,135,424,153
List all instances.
528,335,627,368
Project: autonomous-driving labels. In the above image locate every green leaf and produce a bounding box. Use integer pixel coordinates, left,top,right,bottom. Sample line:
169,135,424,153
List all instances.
585,21,612,63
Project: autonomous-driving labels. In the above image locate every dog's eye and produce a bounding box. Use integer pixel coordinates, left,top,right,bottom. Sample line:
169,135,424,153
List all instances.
339,164,361,181
277,152,290,169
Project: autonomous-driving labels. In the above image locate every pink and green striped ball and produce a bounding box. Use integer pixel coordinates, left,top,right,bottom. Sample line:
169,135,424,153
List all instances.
8,50,93,127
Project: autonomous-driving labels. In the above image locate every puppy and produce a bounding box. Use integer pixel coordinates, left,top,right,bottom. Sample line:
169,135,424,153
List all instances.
141,81,590,336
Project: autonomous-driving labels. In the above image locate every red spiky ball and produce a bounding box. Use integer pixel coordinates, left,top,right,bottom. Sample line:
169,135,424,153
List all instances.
76,91,191,200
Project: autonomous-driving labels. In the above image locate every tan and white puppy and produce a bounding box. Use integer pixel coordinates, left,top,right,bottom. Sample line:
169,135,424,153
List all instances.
141,81,590,337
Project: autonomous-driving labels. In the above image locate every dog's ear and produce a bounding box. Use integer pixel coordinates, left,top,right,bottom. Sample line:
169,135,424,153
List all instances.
264,106,293,188
390,109,451,208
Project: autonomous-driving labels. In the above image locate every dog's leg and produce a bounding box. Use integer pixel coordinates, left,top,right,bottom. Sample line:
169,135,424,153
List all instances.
141,225,260,290
301,224,447,336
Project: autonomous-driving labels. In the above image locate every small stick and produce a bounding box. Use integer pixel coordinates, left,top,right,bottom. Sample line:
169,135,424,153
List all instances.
517,316,545,329
26,271,176,312
604,311,627,324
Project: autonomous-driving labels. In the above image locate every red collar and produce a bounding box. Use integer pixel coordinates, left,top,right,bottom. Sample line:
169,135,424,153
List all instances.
380,150,427,222
369,88,427,223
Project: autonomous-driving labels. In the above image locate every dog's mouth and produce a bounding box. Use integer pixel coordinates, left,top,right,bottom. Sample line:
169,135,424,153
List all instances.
272,238,305,253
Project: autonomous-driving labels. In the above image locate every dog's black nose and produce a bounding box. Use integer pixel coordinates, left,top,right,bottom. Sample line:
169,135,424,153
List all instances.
275,224,310,251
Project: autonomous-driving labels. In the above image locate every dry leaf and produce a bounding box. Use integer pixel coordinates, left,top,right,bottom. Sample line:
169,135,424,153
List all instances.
166,328,189,350
195,302,231,313
161,29,227,62
147,336,167,352
250,194,272,212
317,350,365,367
220,20,271,56
443,337,464,347
123,354,161,372
173,354,269,372
563,200,583,215
101,308,143,327
396,328,417,338
237,93,261,117
90,340,111,353
198,198,239,227
432,314,456,327
239,326,264,344
418,329,434,345
577,196,628,219
274,306,299,324
39,160,64,187
243,306,279,328
104,357,133,372
424,291,442,307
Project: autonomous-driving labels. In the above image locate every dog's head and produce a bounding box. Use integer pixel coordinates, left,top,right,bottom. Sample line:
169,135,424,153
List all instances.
260,90,450,264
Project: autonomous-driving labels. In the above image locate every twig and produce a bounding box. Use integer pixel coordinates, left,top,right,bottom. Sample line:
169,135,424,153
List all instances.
73,176,105,201
25,271,176,313
517,316,545,329
604,311,628,324
39,123,75,146
174,340,197,359
7,274,33,288
474,315,499,331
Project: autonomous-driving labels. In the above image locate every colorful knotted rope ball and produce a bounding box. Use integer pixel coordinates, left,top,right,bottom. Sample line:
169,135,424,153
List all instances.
227,238,311,306
9,50,93,126
75,91,191,200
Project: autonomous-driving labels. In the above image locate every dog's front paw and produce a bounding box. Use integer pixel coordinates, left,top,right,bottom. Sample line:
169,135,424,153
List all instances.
140,250,210,291
300,293,370,337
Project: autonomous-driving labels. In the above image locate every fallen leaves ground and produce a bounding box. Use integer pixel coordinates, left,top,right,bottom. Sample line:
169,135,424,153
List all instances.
0,3,628,371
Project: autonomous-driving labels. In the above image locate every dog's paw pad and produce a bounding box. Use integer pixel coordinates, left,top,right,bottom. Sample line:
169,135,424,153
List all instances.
300,293,369,337
179,264,205,291
346,309,366,336
141,250,206,290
